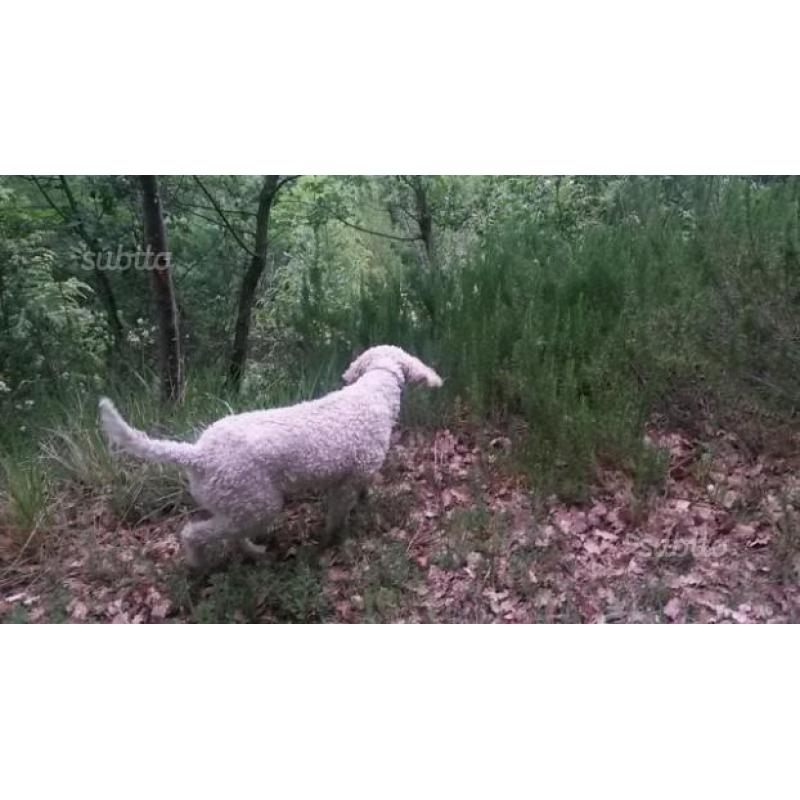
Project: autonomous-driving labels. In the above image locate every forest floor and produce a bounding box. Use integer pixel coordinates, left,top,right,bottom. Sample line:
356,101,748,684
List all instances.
2,419,800,623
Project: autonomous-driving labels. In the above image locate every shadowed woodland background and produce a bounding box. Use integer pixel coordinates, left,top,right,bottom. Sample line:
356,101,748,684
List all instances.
2,175,800,622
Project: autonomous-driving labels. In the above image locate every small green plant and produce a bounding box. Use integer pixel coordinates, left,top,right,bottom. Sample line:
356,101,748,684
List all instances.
183,557,328,623
40,427,115,489
362,540,420,622
5,605,30,623
433,504,510,573
631,442,669,496
190,566,266,623
507,533,562,598
0,456,51,551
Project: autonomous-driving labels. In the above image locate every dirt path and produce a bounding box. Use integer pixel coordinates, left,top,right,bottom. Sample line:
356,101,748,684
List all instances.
2,424,800,623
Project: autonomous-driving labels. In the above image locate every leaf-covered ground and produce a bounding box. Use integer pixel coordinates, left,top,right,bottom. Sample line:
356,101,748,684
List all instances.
2,421,800,623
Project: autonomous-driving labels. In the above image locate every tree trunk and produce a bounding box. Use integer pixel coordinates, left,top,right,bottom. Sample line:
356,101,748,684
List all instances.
226,175,281,393
412,177,435,267
140,176,183,404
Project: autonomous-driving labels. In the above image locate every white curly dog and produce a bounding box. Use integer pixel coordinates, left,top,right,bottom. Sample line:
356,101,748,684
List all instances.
99,345,442,566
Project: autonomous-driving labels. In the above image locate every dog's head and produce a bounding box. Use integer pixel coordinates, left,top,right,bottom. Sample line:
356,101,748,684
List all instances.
342,345,443,388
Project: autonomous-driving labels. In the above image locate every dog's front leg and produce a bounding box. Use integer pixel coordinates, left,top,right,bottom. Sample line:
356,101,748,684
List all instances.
322,483,360,545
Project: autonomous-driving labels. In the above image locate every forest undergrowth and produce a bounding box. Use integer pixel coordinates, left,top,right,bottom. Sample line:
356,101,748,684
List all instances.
2,176,800,622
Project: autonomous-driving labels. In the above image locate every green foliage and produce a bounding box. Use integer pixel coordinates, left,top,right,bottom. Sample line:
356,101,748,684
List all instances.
434,503,509,571
277,176,800,497
2,175,799,506
0,458,52,556
362,540,420,622
174,557,327,623
0,230,107,389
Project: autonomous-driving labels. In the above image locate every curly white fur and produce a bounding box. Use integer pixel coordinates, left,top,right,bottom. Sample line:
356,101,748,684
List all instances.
99,345,442,566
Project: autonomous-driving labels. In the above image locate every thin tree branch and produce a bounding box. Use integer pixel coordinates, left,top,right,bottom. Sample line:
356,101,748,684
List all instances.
325,206,422,243
29,177,69,222
170,199,257,219
275,175,300,194
192,176,257,257
170,202,255,232
58,176,97,248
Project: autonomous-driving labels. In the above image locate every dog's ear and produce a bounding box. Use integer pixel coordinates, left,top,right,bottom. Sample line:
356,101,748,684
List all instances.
399,353,443,388
342,351,369,384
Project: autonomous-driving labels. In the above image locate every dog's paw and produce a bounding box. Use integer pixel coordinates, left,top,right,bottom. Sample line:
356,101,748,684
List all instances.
238,538,268,559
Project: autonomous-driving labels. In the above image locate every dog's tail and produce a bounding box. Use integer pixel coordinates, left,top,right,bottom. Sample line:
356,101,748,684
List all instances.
99,397,199,466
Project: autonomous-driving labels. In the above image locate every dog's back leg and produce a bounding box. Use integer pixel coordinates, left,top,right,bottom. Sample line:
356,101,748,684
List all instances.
237,532,268,559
